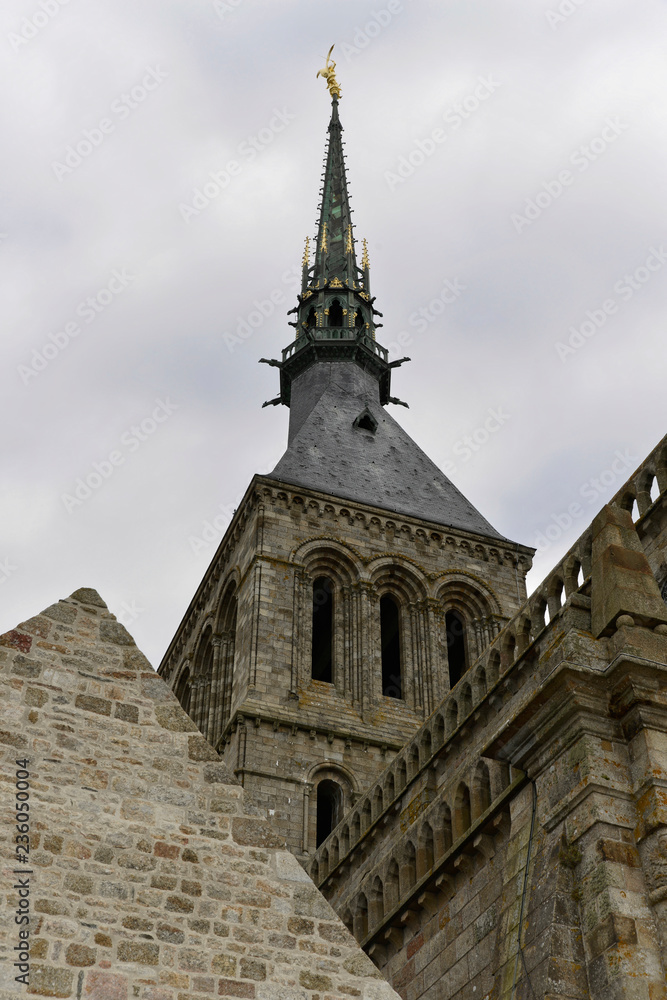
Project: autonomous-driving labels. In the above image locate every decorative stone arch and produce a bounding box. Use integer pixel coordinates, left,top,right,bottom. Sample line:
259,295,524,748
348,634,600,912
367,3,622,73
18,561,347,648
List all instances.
174,660,192,715
191,624,215,736
436,574,501,689
385,857,400,911
368,556,429,604
305,762,357,855
454,782,472,838
368,558,430,711
472,760,492,819
292,539,363,696
209,576,240,745
191,614,216,670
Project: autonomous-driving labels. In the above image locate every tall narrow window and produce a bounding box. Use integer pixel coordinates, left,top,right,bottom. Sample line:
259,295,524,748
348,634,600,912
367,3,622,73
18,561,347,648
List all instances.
175,667,191,715
328,299,343,326
312,577,333,682
316,780,342,847
380,594,402,698
446,610,467,688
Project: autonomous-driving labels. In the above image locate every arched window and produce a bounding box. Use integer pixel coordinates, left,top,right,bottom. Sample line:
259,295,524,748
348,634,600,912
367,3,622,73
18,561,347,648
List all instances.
455,783,471,838
402,841,417,894
386,859,400,910
380,594,402,698
473,762,491,819
175,667,191,715
312,577,333,682
306,306,316,330
354,308,364,329
446,610,467,688
420,822,434,876
316,779,342,847
354,893,368,940
441,803,453,854
328,299,343,326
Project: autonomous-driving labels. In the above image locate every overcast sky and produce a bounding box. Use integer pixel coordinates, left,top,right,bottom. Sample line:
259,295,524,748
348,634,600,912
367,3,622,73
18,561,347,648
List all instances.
2,0,666,667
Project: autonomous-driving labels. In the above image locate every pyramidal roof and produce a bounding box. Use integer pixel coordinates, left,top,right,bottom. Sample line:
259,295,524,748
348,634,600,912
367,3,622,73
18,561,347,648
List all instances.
270,363,507,539
263,54,510,543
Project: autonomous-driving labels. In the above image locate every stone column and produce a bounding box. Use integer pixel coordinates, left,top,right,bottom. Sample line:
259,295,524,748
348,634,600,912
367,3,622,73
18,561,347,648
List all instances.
302,782,314,855
207,635,222,743
341,586,352,700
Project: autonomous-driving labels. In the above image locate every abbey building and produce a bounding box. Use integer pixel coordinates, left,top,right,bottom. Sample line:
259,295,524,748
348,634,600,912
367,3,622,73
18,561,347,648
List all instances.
158,80,534,862
157,67,667,999
3,60,664,1000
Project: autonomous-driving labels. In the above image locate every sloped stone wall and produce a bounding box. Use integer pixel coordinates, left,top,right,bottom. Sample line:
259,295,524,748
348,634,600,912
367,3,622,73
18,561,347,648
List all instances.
0,589,400,1000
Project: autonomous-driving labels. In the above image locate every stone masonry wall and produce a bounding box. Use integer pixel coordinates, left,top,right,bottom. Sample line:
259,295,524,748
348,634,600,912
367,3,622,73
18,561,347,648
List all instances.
159,476,533,860
0,588,401,1000
307,495,667,1000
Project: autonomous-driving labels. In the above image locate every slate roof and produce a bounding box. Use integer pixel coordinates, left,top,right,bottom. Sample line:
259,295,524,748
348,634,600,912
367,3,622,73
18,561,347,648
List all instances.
270,361,508,541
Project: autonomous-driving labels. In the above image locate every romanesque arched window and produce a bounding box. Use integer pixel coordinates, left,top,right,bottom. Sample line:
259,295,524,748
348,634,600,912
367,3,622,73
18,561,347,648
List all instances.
316,779,343,847
380,594,402,698
312,577,333,682
175,666,191,715
446,610,467,688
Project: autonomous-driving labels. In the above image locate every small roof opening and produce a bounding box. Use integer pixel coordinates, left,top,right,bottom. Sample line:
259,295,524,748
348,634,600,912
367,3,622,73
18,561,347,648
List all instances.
353,409,378,433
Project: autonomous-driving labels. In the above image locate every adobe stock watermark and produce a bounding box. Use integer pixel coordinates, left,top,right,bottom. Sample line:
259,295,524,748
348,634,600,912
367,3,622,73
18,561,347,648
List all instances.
116,599,145,626
17,268,136,385
223,264,301,352
61,398,179,513
189,465,275,555
179,108,296,223
385,75,502,192
555,245,667,362
385,277,466,360
52,67,168,180
213,0,243,19
338,1,404,62
0,558,18,584
534,448,639,554
439,407,511,477
8,0,72,53
546,0,589,30
511,117,628,233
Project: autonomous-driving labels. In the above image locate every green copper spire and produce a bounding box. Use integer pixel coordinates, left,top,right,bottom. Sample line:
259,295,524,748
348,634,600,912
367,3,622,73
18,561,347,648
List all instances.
311,95,359,290
260,49,409,409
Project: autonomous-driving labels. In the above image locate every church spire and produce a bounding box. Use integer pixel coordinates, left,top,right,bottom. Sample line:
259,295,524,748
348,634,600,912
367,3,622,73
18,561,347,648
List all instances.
311,94,360,289
260,48,409,410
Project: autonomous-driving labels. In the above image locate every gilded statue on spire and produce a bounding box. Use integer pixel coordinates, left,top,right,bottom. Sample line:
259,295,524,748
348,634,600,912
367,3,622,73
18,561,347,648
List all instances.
316,45,342,100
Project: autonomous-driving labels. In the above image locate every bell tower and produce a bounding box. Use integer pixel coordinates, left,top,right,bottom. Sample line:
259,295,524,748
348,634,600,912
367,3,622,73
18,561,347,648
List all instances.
159,53,534,861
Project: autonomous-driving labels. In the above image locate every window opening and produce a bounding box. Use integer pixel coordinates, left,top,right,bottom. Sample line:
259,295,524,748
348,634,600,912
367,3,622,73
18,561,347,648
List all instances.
312,577,333,682
381,594,402,698
446,610,467,687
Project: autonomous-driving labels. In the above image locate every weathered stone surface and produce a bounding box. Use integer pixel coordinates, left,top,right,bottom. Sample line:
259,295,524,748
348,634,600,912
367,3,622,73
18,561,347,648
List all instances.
0,592,401,1000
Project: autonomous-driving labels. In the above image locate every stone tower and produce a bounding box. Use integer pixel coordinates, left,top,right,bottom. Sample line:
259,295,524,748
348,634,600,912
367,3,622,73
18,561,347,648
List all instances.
158,79,534,861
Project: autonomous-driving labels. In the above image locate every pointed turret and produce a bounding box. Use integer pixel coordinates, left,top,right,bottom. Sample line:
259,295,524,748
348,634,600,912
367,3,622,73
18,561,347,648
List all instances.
261,53,514,540
261,48,404,410
312,96,359,289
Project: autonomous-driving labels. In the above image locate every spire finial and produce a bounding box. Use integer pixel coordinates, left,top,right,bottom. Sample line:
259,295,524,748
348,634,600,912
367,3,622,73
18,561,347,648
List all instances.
361,238,370,270
316,44,342,100
302,236,310,268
